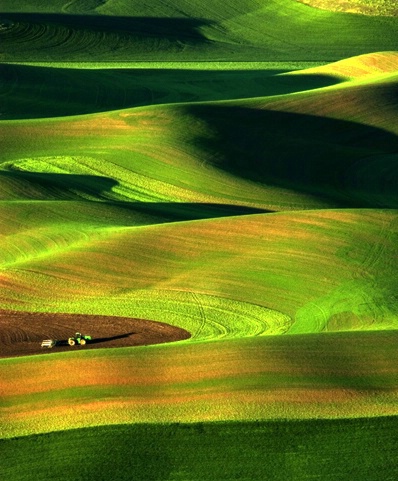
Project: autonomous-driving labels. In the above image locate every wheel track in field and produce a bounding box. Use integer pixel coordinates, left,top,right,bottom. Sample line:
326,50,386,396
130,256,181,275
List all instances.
352,214,398,326
352,214,397,283
295,213,398,334
190,291,231,339
184,292,291,340
23,289,292,343
190,291,207,338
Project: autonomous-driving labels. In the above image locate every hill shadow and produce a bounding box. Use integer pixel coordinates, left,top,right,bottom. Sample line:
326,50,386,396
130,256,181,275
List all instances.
0,169,272,218
110,202,273,221
1,13,218,62
184,104,398,208
0,170,118,200
0,12,212,43
0,63,342,120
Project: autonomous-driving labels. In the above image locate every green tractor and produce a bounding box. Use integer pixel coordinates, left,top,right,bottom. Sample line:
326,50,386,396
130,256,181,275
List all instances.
68,332,92,346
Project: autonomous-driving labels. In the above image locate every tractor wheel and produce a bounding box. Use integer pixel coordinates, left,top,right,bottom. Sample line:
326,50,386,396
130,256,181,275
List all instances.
68,339,75,346
80,339,86,345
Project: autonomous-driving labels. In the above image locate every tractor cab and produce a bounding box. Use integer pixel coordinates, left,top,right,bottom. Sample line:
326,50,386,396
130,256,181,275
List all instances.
68,332,92,346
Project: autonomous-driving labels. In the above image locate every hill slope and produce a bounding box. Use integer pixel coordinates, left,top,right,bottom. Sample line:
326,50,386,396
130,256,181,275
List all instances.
1,2,398,478
1,54,398,338
1,0,398,61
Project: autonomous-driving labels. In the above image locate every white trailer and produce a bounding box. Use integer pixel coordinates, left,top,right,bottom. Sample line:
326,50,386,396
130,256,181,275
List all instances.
41,339,57,348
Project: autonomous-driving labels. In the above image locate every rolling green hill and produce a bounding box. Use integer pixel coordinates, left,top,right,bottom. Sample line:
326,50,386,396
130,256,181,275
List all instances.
1,1,398,480
1,0,398,61
3,417,398,481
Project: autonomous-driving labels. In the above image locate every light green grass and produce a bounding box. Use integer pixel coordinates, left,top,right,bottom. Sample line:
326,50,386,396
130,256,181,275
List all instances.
1,64,398,333
297,0,398,17
1,210,397,340
1,61,397,344
286,51,398,80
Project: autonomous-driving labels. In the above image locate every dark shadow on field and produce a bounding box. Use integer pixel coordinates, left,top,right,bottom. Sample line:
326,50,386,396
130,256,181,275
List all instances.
0,13,211,41
0,168,273,214
0,62,342,119
2,419,398,480
0,13,213,62
56,331,135,346
1,424,175,481
110,202,273,221
184,104,398,208
0,170,118,200
89,331,135,344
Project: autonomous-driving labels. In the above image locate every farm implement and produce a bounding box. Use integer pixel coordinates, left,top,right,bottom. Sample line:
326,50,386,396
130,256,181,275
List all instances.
68,332,92,346
41,332,92,348
40,339,57,348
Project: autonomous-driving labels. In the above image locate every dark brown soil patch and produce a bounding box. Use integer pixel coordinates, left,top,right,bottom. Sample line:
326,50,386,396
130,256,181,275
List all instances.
0,310,191,358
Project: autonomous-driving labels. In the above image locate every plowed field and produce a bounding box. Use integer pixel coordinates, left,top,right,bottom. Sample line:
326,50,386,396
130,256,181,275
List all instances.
0,310,190,358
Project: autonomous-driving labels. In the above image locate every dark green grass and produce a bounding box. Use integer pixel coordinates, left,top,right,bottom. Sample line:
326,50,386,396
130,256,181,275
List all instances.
0,171,118,200
0,63,341,119
0,13,216,62
2,78,398,208
0,199,271,231
2,417,398,481
182,103,398,208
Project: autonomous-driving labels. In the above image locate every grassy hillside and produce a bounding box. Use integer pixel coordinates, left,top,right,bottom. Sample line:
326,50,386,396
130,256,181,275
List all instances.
1,0,398,61
1,1,398,479
2,55,398,210
1,209,397,339
1,330,398,439
0,63,341,119
2,417,398,481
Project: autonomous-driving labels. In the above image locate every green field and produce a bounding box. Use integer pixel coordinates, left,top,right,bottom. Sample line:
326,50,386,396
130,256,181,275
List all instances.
1,1,398,480
2,417,398,481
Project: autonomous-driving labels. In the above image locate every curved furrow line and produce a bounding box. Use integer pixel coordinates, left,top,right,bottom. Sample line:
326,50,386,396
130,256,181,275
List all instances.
350,214,397,285
0,325,30,345
16,22,49,44
0,18,121,58
0,13,212,63
5,287,292,343
290,301,330,334
2,210,397,339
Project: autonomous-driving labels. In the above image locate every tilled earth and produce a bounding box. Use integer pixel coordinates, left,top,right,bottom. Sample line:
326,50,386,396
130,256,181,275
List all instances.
0,309,191,358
